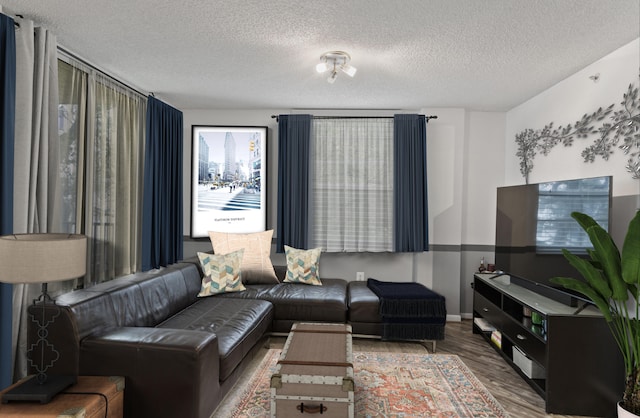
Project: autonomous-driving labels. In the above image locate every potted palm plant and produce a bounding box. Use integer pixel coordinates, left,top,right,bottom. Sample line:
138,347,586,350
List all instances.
550,210,640,416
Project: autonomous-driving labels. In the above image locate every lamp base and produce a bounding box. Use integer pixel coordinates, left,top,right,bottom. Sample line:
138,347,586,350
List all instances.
1,374,76,404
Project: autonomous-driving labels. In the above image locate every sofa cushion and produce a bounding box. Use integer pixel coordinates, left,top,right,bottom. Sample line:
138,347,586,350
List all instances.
80,327,219,418
214,284,279,301
265,279,348,323
347,281,382,323
283,245,322,285
346,281,385,335
208,230,279,285
131,267,192,324
157,297,273,381
197,250,246,296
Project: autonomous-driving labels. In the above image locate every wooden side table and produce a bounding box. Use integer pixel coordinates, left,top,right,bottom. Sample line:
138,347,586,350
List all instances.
0,375,124,418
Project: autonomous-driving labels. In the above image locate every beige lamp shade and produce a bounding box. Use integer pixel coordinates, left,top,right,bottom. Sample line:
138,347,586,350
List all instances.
0,233,87,284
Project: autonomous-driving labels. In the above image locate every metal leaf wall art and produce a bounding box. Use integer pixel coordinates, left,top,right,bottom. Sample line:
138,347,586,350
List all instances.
515,71,640,182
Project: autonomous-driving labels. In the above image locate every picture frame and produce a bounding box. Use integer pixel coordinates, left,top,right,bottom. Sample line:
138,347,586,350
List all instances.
191,125,268,238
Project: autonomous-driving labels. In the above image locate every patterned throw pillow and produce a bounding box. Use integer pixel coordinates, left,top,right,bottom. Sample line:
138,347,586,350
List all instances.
208,230,279,284
197,249,246,297
283,245,322,286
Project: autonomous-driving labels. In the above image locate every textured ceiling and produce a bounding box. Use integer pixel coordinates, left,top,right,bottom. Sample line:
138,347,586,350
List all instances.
1,0,638,111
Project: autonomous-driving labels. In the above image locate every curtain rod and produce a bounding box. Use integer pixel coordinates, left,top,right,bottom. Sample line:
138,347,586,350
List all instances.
58,46,148,99
5,10,147,99
270,115,438,123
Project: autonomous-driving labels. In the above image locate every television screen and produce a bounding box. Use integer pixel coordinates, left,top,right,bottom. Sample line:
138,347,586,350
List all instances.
494,176,612,305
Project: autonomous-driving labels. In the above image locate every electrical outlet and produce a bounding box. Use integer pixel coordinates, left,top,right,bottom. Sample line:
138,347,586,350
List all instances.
356,272,365,281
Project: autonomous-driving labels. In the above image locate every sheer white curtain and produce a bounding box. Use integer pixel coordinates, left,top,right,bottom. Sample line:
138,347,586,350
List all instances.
82,70,145,285
11,18,72,380
310,118,394,252
58,58,146,286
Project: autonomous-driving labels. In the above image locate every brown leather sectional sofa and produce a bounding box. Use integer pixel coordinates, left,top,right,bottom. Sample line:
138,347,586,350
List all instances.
27,259,385,418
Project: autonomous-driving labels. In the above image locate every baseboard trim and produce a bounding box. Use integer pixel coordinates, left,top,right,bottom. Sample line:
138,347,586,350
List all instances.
446,314,462,322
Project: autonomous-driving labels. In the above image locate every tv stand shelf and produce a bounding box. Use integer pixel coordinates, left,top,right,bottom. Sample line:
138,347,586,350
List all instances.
472,273,623,417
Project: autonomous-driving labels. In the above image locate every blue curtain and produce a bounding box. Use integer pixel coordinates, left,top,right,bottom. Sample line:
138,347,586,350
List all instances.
394,114,429,252
0,13,15,389
276,114,312,252
141,96,183,270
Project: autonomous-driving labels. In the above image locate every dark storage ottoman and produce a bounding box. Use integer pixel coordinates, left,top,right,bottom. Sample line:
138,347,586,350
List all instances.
347,280,446,351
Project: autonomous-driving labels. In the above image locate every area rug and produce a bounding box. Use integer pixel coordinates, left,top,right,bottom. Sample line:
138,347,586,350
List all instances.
218,349,509,418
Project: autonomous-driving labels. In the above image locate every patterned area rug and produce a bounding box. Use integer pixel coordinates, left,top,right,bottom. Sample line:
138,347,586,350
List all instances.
218,349,509,418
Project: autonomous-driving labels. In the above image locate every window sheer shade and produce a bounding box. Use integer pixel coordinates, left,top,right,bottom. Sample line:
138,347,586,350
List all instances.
57,59,146,286
536,178,610,252
310,118,394,252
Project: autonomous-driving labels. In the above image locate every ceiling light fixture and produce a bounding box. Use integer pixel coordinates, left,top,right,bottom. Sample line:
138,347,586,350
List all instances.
316,51,357,83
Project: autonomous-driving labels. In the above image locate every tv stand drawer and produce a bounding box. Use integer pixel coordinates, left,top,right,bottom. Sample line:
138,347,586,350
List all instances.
473,293,505,329
501,320,546,365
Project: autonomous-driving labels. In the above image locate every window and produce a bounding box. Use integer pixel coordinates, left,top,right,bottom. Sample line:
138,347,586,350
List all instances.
277,114,428,253
536,176,611,253
57,59,86,234
310,118,394,252
57,57,146,286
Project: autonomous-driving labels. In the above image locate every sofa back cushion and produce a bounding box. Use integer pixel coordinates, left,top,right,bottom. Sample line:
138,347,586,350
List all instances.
46,262,202,341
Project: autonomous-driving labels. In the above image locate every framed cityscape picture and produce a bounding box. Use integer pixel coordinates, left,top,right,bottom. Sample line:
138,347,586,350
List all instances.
191,125,268,238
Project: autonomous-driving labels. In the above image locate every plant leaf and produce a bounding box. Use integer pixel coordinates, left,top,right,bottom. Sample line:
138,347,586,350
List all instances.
586,223,627,300
622,211,640,285
561,249,612,300
550,276,612,321
586,248,603,268
569,212,626,300
571,211,600,231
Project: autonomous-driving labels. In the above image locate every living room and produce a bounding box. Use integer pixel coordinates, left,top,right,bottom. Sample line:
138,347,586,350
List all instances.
0,1,639,417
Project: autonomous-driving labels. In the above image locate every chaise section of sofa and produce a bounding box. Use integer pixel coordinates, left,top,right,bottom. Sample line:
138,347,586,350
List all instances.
27,262,273,418
206,263,349,333
216,278,349,333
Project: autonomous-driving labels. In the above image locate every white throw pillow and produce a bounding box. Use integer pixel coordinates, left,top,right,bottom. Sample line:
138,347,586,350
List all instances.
208,230,279,284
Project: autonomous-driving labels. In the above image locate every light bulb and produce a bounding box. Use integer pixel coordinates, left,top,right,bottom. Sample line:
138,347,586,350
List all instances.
316,62,328,73
341,64,357,77
327,71,338,84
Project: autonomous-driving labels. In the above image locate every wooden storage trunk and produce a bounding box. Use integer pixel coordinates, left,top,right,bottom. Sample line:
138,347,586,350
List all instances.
0,375,124,418
270,323,354,417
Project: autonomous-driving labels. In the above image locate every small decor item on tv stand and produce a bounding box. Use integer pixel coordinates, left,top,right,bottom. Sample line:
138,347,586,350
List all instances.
478,257,486,273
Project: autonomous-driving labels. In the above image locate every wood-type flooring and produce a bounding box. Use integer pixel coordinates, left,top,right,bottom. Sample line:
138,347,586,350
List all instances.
214,320,602,417
268,320,597,418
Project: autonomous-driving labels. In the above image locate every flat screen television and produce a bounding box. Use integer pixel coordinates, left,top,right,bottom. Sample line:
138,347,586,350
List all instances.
494,175,612,306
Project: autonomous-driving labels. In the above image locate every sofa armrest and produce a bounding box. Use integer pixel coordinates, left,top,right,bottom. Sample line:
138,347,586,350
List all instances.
80,327,220,418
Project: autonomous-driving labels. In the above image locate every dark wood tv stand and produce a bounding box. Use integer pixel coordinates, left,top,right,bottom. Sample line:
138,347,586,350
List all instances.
472,273,623,417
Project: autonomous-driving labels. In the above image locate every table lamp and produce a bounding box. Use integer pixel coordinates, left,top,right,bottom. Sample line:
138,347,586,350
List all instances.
0,233,87,403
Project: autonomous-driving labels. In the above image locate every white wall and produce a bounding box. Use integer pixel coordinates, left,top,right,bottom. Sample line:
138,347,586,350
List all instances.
463,112,507,245
460,111,507,315
418,108,466,319
505,38,640,196
505,37,640,246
